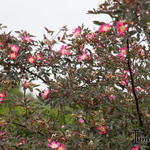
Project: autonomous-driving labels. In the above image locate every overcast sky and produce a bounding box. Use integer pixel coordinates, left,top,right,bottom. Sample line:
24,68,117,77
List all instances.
0,0,111,39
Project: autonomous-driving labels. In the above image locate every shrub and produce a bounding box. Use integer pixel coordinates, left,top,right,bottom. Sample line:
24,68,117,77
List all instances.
0,0,150,149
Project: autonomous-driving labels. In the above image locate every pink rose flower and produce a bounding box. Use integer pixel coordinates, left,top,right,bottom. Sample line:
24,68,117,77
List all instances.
116,21,128,36
58,45,72,56
36,53,43,61
78,52,90,61
96,125,107,135
8,52,18,59
118,47,127,60
9,44,20,53
131,145,140,150
78,118,85,124
108,95,116,101
27,56,36,63
87,33,96,40
140,50,145,56
57,145,67,150
47,141,60,149
99,24,112,32
16,138,26,146
22,36,33,42
119,79,128,86
0,93,6,103
72,27,81,37
40,89,50,100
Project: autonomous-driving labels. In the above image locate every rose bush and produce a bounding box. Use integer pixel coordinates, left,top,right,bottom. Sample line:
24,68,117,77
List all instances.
0,0,150,149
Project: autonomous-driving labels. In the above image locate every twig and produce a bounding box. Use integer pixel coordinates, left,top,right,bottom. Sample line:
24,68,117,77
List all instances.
22,66,47,84
11,121,44,136
126,38,143,127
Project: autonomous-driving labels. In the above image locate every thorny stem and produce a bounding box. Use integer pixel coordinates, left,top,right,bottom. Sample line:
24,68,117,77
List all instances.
126,38,143,127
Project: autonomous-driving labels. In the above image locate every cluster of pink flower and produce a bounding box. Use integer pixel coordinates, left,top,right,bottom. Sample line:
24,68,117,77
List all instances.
96,125,108,135
115,70,129,86
27,53,44,63
72,21,128,38
58,45,72,56
0,93,6,103
58,44,90,62
47,141,66,150
119,70,129,86
8,36,33,60
8,48,43,64
118,47,127,60
27,52,43,63
7,36,39,63
98,21,128,36
65,21,128,62
8,44,20,59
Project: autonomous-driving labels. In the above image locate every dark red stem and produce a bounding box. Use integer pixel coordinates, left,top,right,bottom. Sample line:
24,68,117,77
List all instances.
126,38,143,127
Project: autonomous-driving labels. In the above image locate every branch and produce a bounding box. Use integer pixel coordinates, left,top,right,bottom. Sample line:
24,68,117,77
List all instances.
22,66,48,84
11,121,45,136
126,38,143,127
0,113,44,136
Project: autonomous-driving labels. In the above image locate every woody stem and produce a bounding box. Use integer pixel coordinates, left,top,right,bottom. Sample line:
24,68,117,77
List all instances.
126,38,143,127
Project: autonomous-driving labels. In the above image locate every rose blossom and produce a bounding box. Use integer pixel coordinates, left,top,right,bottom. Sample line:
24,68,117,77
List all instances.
22,36,33,42
8,52,18,59
78,52,90,61
72,27,81,37
116,21,128,36
130,145,140,150
47,141,60,149
27,56,36,63
9,44,20,53
118,47,127,60
58,45,72,56
99,24,112,32
40,89,50,99
96,125,107,135
0,93,6,103
57,145,67,150
78,118,85,124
